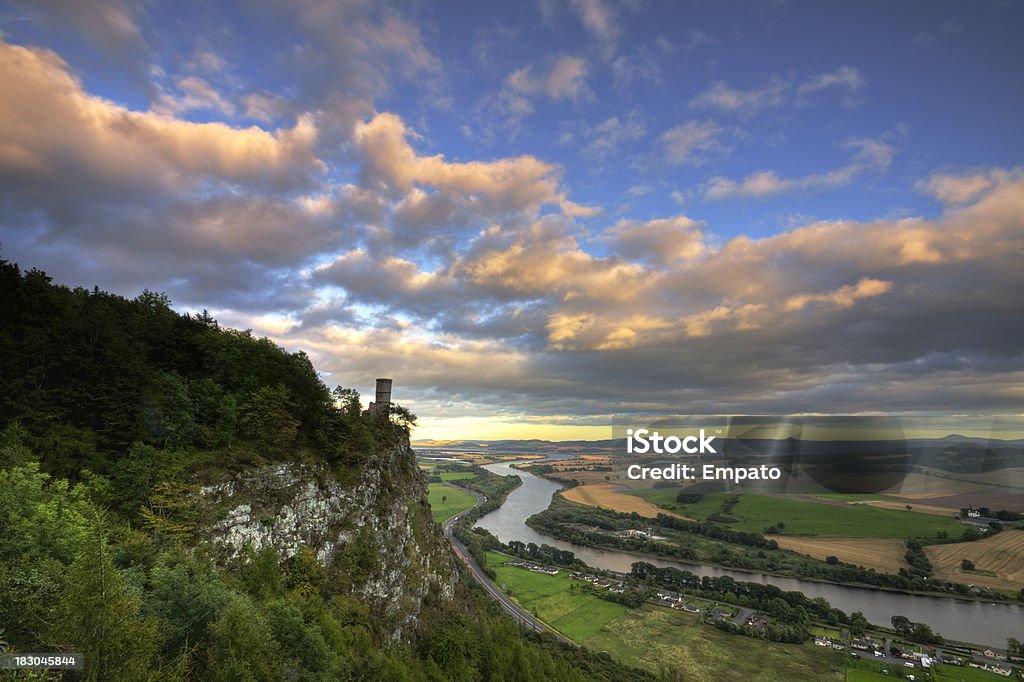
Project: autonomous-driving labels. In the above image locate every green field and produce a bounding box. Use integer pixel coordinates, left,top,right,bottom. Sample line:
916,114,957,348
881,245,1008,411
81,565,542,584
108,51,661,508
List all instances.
935,665,1016,682
439,471,476,481
587,605,844,681
427,483,476,522
809,625,843,639
630,491,966,539
846,669,896,682
487,551,627,640
486,551,845,680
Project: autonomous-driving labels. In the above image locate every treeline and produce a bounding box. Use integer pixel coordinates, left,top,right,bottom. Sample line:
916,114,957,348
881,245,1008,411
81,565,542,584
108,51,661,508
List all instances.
631,562,850,629
0,257,402,486
505,541,581,568
654,513,778,549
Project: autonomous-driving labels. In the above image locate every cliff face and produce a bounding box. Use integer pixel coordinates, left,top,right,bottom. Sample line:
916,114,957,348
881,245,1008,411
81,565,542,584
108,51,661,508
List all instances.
197,438,456,642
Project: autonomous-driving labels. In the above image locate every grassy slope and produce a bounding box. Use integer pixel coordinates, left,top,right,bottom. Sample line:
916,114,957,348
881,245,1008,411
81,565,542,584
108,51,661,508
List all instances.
486,551,844,681
427,483,476,522
630,491,966,539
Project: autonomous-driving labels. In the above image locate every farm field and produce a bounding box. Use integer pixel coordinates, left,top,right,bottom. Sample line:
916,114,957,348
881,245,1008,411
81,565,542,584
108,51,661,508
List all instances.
772,537,908,574
486,551,626,640
585,605,844,681
426,483,476,523
926,529,1024,591
438,471,476,481
486,553,844,680
563,482,689,519
630,491,968,539
625,487,726,518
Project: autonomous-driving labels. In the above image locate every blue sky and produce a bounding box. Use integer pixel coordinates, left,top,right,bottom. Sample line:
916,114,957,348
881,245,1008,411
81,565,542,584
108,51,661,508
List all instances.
1,1,1022,440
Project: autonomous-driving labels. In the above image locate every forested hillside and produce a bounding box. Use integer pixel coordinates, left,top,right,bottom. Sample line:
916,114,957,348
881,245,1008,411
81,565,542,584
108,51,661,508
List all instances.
0,255,651,681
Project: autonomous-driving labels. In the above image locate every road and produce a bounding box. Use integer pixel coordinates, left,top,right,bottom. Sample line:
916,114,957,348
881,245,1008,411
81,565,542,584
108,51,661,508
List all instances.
440,484,572,645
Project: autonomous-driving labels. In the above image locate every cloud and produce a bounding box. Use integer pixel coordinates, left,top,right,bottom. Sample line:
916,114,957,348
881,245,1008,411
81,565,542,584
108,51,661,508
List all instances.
704,136,894,199
582,114,646,161
0,40,324,192
693,67,868,114
353,111,595,218
783,278,892,311
690,77,788,115
495,55,591,133
661,120,724,165
1,22,1021,426
598,215,706,266
281,0,441,97
9,0,144,51
155,76,237,117
506,55,590,101
568,0,619,58
915,169,1018,204
797,66,867,96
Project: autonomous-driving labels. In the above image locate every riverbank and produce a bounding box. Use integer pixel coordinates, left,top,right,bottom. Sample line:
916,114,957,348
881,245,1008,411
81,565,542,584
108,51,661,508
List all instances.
477,461,1024,649
525,512,1021,606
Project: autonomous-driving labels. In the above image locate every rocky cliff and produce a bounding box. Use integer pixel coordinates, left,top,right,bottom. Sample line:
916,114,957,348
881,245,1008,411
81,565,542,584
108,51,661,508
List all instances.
197,438,456,642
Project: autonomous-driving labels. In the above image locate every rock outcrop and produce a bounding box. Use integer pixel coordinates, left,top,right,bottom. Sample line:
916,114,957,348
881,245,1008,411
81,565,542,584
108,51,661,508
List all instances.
198,439,456,642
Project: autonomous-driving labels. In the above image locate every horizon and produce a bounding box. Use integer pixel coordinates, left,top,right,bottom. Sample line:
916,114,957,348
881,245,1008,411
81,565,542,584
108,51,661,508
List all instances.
1,1,1022,440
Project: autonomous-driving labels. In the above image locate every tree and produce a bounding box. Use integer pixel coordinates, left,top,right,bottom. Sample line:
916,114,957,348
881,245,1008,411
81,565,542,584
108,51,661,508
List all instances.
909,621,941,644
206,595,280,681
849,611,869,637
389,404,417,431
961,558,975,571
891,615,912,636
240,384,300,455
332,386,361,418
52,510,161,681
139,480,199,542
149,371,196,449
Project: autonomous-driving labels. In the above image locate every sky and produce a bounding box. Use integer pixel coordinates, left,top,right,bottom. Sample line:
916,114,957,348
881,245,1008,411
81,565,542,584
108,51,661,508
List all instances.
0,0,1022,441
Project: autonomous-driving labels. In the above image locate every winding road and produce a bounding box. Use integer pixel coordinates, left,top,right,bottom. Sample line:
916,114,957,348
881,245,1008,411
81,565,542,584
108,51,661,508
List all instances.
440,484,572,645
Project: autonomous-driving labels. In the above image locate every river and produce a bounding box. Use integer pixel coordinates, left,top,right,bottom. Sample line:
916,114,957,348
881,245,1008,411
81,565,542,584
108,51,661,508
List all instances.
476,461,1024,649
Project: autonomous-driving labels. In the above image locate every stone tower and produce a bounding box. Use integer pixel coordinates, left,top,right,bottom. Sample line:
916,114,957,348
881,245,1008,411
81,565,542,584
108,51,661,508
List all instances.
369,377,393,417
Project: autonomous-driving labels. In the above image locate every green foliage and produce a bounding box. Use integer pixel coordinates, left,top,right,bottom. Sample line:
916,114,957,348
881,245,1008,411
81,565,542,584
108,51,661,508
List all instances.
240,384,300,456
52,511,163,682
0,258,353,469
0,459,88,565
265,598,335,677
144,550,234,662
139,479,200,543
331,387,361,418
206,595,281,681
243,546,284,601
